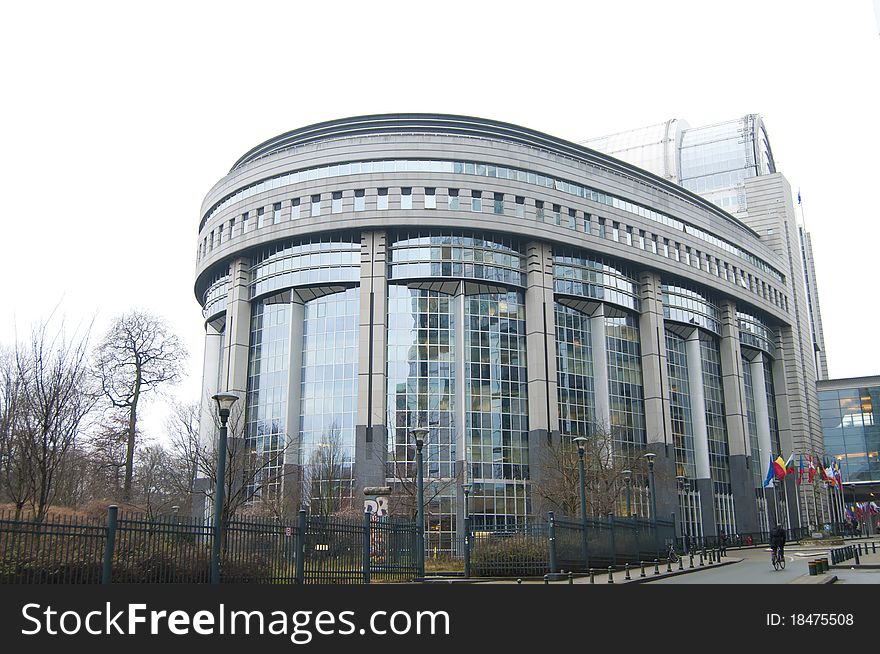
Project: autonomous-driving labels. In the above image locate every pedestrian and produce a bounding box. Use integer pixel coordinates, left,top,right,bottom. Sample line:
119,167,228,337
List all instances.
718,527,727,555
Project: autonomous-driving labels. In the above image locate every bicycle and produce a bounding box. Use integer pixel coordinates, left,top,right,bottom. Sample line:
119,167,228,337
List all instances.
666,542,679,564
771,546,786,570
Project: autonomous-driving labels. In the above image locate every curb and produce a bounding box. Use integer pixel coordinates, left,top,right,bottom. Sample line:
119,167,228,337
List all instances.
632,558,742,583
789,574,838,585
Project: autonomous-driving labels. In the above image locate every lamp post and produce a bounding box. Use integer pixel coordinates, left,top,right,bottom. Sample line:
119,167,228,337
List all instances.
573,436,589,569
645,453,657,522
210,392,239,585
622,469,633,518
676,475,689,554
410,427,428,579
461,482,472,578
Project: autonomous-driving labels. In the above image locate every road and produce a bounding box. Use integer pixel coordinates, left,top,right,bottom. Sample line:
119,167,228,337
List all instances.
651,547,824,584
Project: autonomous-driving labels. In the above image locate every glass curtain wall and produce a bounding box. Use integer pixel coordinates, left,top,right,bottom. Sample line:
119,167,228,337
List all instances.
556,303,595,438
743,355,769,533
299,288,360,514
245,301,291,500
700,335,736,535
466,292,529,531
386,286,457,553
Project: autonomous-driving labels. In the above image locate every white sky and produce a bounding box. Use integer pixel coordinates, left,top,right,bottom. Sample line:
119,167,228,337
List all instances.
1,1,878,442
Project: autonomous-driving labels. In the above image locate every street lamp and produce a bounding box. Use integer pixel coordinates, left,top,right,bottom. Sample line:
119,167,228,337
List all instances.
211,392,239,585
573,436,589,569
676,475,690,553
644,453,657,523
622,469,633,518
461,482,472,578
410,427,428,579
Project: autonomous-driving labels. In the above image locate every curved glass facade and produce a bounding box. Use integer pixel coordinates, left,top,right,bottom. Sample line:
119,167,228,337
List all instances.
466,292,529,530
250,236,361,299
700,335,736,533
738,311,775,353
389,232,525,287
666,330,696,478
662,283,720,333
202,268,230,319
606,314,645,449
555,304,595,438
299,288,360,512
554,253,640,312
386,285,457,551
245,300,291,500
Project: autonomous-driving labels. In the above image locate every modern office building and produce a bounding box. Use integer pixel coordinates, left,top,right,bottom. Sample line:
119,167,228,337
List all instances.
194,114,826,549
819,376,880,534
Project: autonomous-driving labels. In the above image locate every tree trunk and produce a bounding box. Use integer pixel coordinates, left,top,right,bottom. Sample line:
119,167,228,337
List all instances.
122,366,141,501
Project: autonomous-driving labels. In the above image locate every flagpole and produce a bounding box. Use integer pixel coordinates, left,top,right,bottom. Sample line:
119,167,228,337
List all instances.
794,478,802,535
782,479,791,531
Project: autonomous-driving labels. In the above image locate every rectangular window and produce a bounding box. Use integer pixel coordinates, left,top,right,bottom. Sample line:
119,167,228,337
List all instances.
291,199,300,220
273,202,282,224
638,230,645,250
535,200,544,221
229,217,235,239
662,239,669,257
611,222,619,242
332,191,343,214
354,189,365,211
515,196,525,218
401,187,412,210
311,194,322,217
568,208,576,229
624,227,632,246
598,217,606,238
257,207,265,228
209,230,214,250
494,192,504,214
378,188,389,210
471,190,482,212
583,213,591,232
242,212,249,233
684,247,691,266
553,204,561,225
217,223,223,245
424,187,436,209
448,188,459,210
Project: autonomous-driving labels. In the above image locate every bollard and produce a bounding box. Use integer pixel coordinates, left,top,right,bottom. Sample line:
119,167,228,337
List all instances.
808,561,817,576
607,566,614,584
625,563,631,580
653,559,660,575
640,561,646,578
873,542,877,554
102,505,118,585
666,559,672,573
544,574,550,585
517,578,522,585
590,569,595,584
854,547,861,565
689,553,694,568
699,552,704,566
568,571,574,585
821,557,829,573
678,557,683,571
548,512,558,574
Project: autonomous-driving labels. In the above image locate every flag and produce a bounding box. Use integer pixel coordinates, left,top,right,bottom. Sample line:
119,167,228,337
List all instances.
797,454,804,486
833,460,843,487
785,452,795,475
773,456,787,480
797,189,802,205
764,458,775,487
808,455,815,483
824,468,836,486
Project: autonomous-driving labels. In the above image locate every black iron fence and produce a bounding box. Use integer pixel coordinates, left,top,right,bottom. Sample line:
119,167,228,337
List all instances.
466,513,676,577
0,508,418,584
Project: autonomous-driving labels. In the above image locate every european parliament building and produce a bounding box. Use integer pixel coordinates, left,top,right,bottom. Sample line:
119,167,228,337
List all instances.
194,114,828,549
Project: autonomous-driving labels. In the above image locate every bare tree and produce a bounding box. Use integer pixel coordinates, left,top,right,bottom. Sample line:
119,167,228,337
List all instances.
164,400,201,514
94,310,187,500
0,347,30,518
532,423,650,519
302,425,352,516
13,319,96,520
195,405,293,524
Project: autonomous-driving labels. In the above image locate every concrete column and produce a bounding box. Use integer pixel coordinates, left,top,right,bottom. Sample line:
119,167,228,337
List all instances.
686,330,714,538
590,305,611,432
638,271,677,519
283,296,306,512
718,300,757,533
453,287,467,534
194,321,224,519
221,258,252,399
751,354,773,474
524,241,559,515
355,231,388,493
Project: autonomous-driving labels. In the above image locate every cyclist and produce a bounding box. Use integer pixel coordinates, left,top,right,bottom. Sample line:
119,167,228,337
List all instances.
769,523,786,567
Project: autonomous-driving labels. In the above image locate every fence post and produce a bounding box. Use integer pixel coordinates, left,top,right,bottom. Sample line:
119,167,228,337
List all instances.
463,515,471,579
296,509,306,585
548,511,558,574
363,509,371,584
102,505,118,585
